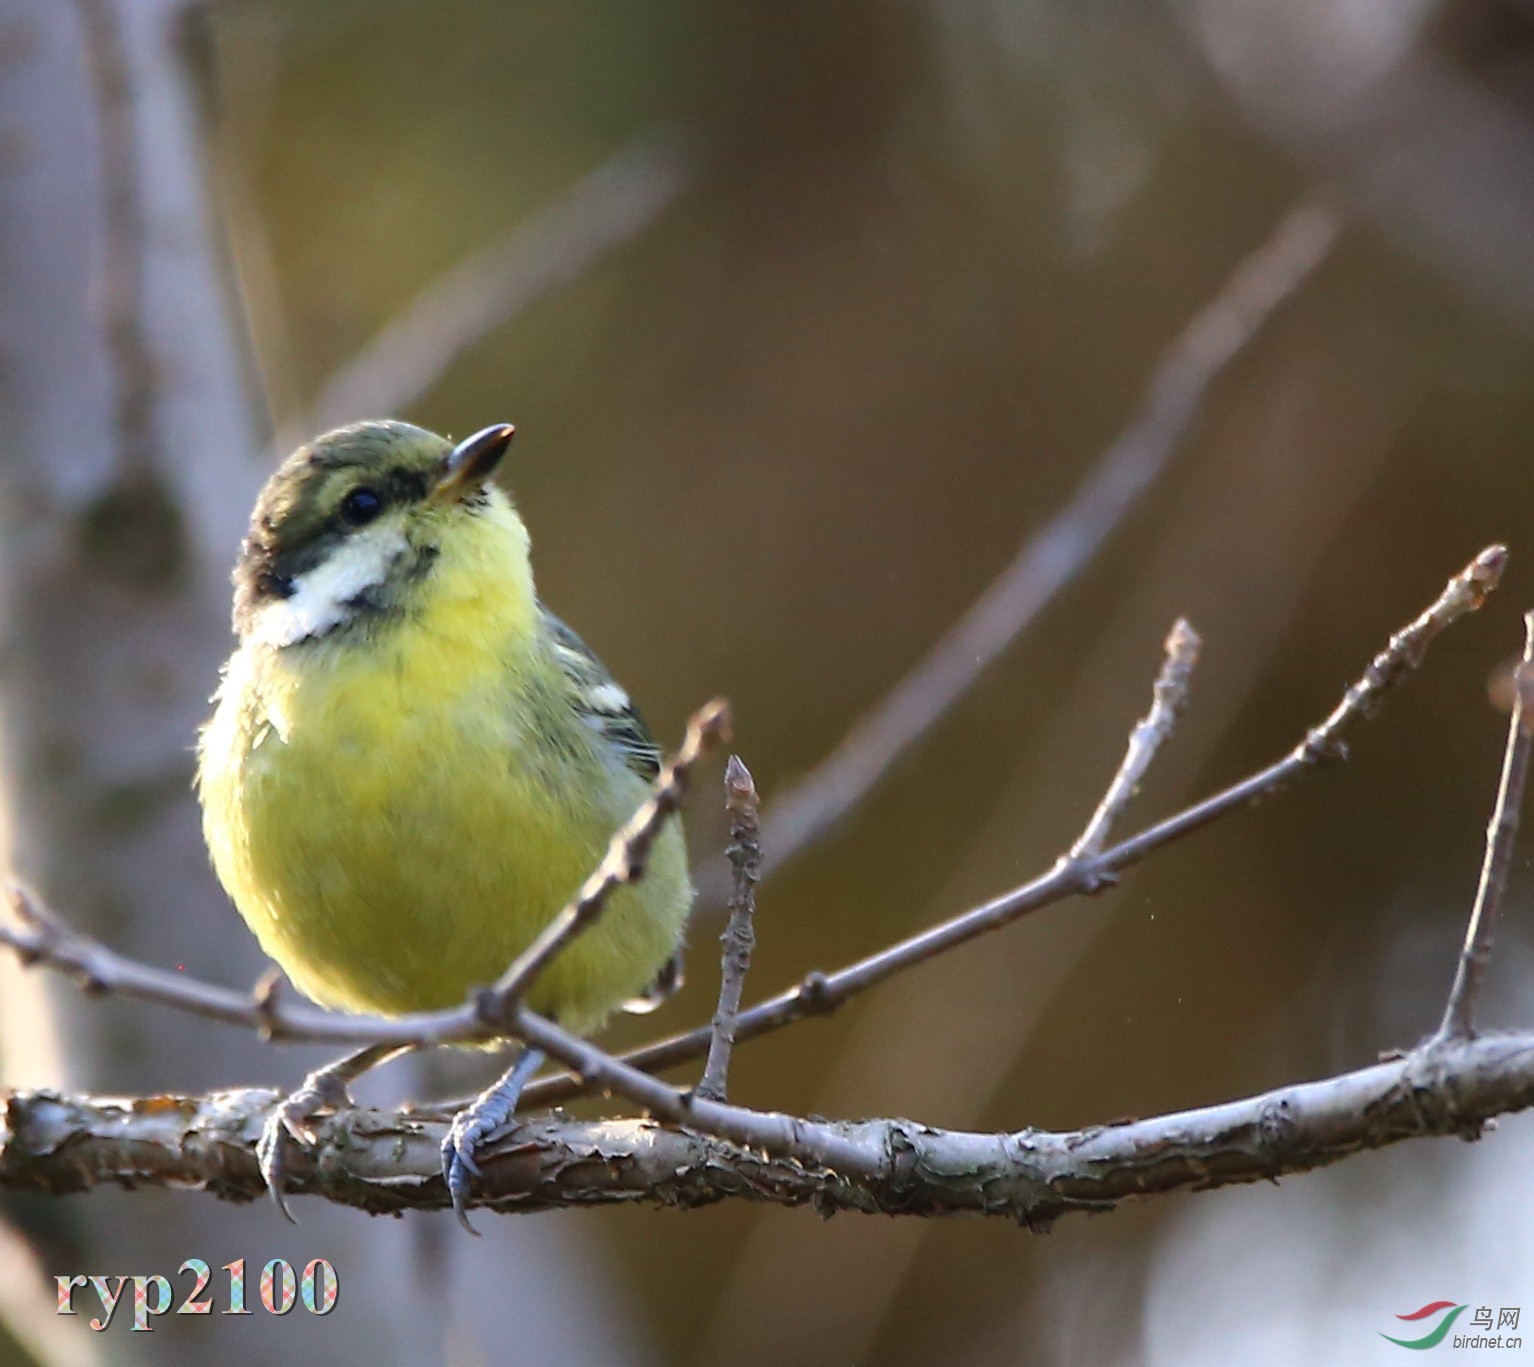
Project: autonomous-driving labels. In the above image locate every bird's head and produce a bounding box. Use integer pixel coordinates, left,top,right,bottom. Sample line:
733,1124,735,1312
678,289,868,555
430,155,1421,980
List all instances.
233,419,520,647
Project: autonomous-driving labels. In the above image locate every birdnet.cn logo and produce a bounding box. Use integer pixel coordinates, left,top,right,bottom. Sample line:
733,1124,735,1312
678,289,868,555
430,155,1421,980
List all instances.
1380,1301,1523,1351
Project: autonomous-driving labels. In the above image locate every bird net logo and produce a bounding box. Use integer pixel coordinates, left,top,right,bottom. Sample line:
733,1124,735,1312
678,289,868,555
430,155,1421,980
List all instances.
1380,1301,1523,1351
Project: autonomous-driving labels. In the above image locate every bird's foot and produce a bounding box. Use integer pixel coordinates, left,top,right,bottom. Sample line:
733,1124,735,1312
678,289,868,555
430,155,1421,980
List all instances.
258,1074,351,1224
441,1045,545,1235
258,1042,407,1223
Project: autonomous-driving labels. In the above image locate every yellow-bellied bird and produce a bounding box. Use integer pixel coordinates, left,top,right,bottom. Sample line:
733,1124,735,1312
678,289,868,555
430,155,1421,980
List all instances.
197,421,689,1229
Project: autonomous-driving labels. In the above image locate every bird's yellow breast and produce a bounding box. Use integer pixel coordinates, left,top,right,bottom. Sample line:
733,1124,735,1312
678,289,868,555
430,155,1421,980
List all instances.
197,506,688,1033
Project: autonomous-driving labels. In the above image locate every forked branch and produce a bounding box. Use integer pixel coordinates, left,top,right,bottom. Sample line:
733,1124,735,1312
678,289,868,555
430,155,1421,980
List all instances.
733,199,1341,901
1,546,1527,1226
521,545,1506,1106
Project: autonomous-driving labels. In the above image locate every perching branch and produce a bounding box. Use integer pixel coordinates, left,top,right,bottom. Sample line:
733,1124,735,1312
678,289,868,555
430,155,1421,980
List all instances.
721,198,1341,903
696,756,761,1103
2,546,1526,1224
6,1031,1534,1222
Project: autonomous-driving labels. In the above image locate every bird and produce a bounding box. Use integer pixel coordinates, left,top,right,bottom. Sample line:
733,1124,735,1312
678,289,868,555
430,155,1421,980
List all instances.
196,419,691,1230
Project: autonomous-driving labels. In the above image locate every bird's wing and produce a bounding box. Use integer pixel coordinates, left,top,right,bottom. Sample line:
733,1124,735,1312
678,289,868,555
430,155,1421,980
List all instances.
540,605,683,1016
538,604,663,781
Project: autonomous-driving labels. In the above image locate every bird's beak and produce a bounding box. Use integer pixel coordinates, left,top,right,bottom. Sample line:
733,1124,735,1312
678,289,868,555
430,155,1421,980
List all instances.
434,424,515,501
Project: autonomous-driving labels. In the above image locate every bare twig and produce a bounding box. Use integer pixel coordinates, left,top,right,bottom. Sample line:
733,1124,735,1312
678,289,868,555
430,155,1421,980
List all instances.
724,199,1341,901
0,552,1503,1109
697,756,761,1102
483,700,731,1020
1437,611,1534,1040
0,553,1525,1228
510,1005,876,1176
306,129,696,434
1300,553,1507,762
6,1031,1532,1222
0,700,731,1052
1070,618,1201,862
520,545,1505,1105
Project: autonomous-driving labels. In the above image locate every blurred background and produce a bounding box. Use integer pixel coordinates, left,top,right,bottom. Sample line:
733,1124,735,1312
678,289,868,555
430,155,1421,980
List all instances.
3,0,1534,1362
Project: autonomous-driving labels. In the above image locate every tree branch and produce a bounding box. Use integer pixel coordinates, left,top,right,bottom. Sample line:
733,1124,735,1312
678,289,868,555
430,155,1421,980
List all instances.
1070,617,1201,863
2,549,1496,1098
0,549,1520,1228
1438,611,1534,1040
697,756,761,1102
520,544,1505,1106
6,1032,1531,1222
722,199,1341,902
305,129,697,434
0,700,732,1052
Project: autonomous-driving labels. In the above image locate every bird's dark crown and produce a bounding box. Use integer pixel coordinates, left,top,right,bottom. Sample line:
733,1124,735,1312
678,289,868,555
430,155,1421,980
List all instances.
232,420,453,634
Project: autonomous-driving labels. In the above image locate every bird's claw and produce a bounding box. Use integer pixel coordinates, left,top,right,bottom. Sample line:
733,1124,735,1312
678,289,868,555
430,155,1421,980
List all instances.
440,1105,510,1236
256,1110,301,1225
257,1073,355,1223
439,1046,544,1235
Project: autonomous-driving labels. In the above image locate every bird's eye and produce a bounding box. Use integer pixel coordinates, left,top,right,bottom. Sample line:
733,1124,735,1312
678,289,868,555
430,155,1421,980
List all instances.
340,487,384,527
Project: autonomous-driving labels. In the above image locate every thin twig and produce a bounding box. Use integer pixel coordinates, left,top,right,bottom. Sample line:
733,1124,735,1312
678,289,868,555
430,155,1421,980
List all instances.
519,545,1505,1105
484,701,731,1020
305,129,697,434
0,551,1503,1080
1437,611,1534,1040
715,199,1341,903
697,756,761,1102
0,700,731,1051
1070,618,1202,863
511,1005,876,1176
0,555,1516,1221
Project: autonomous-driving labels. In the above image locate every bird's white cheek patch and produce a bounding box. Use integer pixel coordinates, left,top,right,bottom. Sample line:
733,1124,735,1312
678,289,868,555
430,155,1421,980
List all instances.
251,525,411,648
